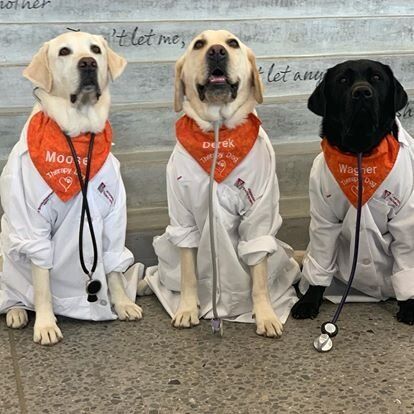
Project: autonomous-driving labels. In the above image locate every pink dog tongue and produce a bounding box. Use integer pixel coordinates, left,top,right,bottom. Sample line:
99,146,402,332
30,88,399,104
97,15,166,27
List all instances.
209,75,227,84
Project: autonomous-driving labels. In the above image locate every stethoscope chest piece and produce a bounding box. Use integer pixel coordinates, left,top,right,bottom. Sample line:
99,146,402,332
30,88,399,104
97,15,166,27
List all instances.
314,333,333,352
211,318,223,336
86,279,102,296
87,294,98,303
321,322,338,337
86,279,102,303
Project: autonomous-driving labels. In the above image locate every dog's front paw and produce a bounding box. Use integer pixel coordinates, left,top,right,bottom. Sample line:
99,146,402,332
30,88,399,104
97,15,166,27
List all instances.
33,315,63,346
397,299,414,325
114,301,143,321
291,299,320,319
291,285,325,319
254,304,283,338
6,308,29,329
172,301,199,328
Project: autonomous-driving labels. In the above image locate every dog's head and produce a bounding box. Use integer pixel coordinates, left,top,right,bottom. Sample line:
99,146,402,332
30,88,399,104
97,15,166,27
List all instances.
174,30,263,122
23,31,127,107
308,59,407,153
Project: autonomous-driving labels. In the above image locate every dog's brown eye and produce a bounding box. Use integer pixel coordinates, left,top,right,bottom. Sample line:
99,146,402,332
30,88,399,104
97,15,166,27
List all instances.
227,39,239,48
58,47,71,56
338,77,348,84
91,45,101,54
193,40,205,50
372,74,381,81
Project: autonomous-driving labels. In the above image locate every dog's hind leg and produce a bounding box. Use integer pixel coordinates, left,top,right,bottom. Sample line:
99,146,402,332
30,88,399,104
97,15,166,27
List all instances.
108,272,143,321
172,247,200,328
6,308,29,329
251,258,283,338
32,264,63,345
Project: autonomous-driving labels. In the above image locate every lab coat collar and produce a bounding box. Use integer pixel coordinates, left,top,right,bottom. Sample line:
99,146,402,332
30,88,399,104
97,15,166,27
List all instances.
395,117,411,148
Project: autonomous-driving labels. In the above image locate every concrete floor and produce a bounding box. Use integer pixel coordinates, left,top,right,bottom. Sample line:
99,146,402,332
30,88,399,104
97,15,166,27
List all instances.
1,296,414,414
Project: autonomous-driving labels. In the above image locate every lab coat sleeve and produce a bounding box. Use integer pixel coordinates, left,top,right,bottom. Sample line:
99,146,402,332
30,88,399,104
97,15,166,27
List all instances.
0,162,53,269
388,190,414,300
302,156,343,286
101,165,134,274
237,139,281,266
165,156,201,248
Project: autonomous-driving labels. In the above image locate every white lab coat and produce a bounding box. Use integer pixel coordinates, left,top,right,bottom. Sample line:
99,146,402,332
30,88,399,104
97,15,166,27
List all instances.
146,126,301,323
0,120,141,320
302,120,414,303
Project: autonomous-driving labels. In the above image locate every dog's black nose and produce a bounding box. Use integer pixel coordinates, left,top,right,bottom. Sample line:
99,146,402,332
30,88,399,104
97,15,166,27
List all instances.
352,85,373,100
78,57,97,70
207,44,228,62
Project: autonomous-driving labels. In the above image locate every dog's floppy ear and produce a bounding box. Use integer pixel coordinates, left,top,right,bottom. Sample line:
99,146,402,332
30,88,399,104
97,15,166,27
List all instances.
23,43,52,92
394,78,408,111
174,55,185,112
247,47,263,104
383,64,408,112
102,38,127,81
308,75,327,117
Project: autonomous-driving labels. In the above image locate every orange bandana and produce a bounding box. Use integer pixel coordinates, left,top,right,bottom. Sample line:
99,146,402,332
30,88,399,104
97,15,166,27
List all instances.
27,112,112,202
175,113,261,183
321,135,400,207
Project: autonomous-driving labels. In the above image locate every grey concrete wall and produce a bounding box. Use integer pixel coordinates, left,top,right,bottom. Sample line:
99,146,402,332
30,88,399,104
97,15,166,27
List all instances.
1,1,414,264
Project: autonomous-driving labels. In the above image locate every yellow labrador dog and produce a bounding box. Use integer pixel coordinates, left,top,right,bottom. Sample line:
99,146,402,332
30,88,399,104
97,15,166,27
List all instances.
145,30,300,337
0,32,143,345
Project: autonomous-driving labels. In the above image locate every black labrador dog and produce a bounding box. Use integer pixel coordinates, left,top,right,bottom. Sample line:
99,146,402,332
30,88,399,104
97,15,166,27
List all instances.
292,59,414,325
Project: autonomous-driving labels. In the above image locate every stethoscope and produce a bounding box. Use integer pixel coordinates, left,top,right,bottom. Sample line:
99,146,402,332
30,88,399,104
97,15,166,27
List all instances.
208,119,364,346
314,152,363,352
33,87,101,302
64,132,102,303
209,120,224,336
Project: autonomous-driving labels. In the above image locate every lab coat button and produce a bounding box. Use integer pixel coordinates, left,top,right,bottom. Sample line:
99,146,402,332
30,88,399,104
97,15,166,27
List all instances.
99,299,107,306
362,258,370,265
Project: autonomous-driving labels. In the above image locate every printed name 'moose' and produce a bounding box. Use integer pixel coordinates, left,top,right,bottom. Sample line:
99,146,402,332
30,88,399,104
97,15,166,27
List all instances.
45,150,89,166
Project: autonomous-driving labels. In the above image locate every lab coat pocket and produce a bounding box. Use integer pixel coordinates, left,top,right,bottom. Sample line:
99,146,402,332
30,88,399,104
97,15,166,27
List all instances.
217,185,243,235
217,184,249,216
92,182,116,218
369,198,392,235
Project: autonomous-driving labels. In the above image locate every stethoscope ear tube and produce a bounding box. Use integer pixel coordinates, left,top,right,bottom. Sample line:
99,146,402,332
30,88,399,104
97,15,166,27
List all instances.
64,133,101,303
314,152,363,352
209,120,223,336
